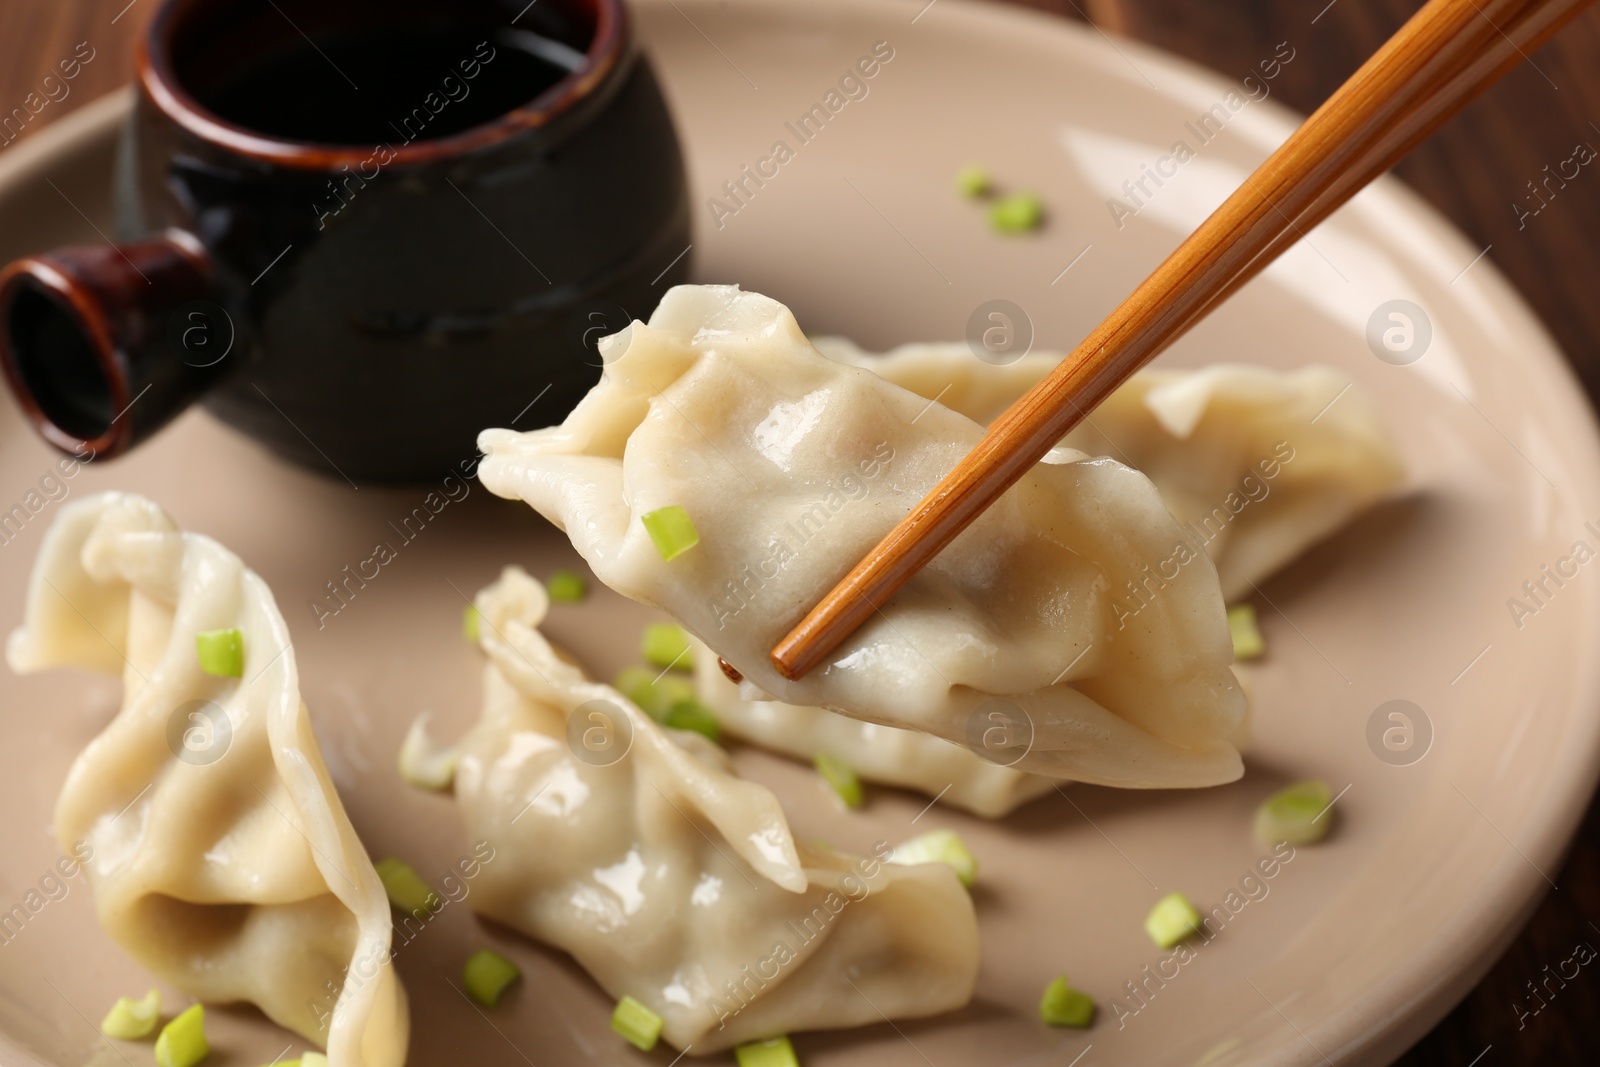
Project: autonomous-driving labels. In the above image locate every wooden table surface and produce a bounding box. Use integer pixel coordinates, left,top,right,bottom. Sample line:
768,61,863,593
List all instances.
3,0,1599,1063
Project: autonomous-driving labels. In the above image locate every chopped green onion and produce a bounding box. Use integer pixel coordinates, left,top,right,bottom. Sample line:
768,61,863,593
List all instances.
614,668,695,721
610,994,664,1052
955,164,991,199
1038,976,1095,1028
889,829,978,888
463,949,520,1007
642,622,695,670
100,988,160,1039
1254,780,1333,846
397,713,459,791
989,192,1043,234
194,629,243,678
735,1035,799,1067
813,752,863,809
663,700,720,743
641,506,700,561
153,1004,208,1067
463,604,482,642
1144,891,1202,949
546,570,589,603
375,857,439,919
614,667,658,713
1228,604,1264,660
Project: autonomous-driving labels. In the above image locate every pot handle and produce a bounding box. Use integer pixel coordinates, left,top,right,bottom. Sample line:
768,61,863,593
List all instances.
0,229,229,460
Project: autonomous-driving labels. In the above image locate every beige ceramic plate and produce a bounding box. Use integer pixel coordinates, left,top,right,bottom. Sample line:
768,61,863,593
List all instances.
3,2,1600,1065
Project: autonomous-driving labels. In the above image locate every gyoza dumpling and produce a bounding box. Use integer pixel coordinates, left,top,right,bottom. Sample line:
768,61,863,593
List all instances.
1064,365,1402,600
453,567,978,1052
688,635,1055,818
6,493,407,1067
478,284,1246,788
686,342,1390,809
815,339,1404,600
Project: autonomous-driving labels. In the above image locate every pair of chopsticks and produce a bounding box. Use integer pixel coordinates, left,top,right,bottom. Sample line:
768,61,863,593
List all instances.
772,0,1592,681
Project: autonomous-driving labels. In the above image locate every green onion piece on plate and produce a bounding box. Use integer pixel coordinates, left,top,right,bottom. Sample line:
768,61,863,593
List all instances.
641,622,695,670
663,700,720,743
374,857,439,919
735,1035,799,1067
610,994,664,1051
614,667,659,715
989,192,1043,233
1038,976,1095,1028
813,752,863,809
955,164,991,198
463,604,482,642
1144,891,1203,949
194,628,243,678
463,949,521,1007
546,570,588,603
1254,780,1333,845
153,1004,208,1067
889,829,978,888
301,1055,328,1067
101,988,161,1039
1228,604,1264,660
614,668,694,721
641,506,700,561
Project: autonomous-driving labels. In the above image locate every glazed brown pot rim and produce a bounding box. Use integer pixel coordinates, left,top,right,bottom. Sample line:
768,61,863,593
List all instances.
137,0,630,171
0,258,133,458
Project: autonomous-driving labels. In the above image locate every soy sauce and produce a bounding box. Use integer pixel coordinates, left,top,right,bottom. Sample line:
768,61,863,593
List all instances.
177,3,589,146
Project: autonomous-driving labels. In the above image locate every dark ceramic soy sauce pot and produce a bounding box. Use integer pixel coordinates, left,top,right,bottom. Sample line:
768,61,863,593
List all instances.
0,0,690,482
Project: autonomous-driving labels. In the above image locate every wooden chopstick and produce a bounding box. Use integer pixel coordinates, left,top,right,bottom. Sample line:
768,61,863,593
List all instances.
1145,0,1590,374
1212,0,1590,314
771,0,1584,681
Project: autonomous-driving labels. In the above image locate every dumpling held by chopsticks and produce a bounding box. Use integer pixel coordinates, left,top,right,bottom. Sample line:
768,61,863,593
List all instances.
479,285,1245,789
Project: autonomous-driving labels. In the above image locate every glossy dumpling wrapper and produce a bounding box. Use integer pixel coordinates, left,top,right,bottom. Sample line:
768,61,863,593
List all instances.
688,635,1056,817
696,343,1389,806
1068,365,1403,601
479,283,1246,788
6,493,407,1067
815,338,1404,601
691,642,1258,815
452,567,978,1052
